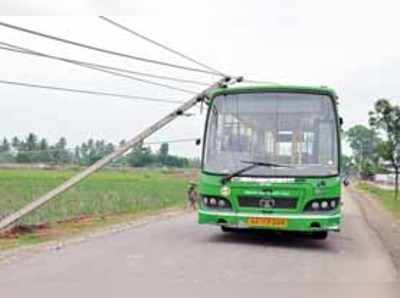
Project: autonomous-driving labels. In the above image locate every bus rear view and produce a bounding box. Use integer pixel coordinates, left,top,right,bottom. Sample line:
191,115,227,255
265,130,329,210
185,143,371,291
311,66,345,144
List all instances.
198,85,341,240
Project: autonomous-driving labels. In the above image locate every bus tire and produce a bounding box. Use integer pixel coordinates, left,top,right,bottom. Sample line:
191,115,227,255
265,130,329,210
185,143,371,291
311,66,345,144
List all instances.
221,226,235,233
311,231,328,240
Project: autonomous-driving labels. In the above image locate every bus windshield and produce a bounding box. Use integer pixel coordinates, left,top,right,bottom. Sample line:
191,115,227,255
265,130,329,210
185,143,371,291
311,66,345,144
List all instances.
203,92,339,177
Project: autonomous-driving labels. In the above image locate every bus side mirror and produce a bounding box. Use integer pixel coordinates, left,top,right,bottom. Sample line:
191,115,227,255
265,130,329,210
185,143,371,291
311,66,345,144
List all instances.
195,138,201,146
339,117,344,126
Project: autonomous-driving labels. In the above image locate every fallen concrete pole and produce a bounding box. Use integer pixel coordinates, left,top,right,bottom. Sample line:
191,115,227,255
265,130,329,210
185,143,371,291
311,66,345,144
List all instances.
0,77,233,233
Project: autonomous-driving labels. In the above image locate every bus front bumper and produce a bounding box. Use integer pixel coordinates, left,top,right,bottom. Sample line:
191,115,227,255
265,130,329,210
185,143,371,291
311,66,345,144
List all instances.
198,209,341,232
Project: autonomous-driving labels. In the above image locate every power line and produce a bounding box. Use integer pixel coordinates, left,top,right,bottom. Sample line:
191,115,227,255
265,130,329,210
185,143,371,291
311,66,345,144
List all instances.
71,61,197,94
0,20,221,76
0,43,202,110
0,43,210,86
0,42,198,94
0,80,184,104
99,16,227,77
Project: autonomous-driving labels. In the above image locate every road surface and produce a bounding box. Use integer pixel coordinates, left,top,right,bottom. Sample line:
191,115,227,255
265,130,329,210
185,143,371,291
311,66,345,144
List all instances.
0,190,398,297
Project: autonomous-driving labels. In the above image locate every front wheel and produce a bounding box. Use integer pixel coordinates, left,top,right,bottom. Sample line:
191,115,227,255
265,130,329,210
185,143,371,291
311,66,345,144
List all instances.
311,231,328,240
220,226,236,233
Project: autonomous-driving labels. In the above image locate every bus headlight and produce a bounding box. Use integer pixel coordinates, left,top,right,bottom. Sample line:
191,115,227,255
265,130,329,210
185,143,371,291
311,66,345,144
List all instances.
209,198,217,206
201,195,232,210
218,199,226,208
311,202,320,210
304,198,340,212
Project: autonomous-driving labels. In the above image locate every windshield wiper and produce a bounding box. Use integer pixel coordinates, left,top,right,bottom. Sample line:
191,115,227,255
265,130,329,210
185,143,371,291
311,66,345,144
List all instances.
221,160,291,184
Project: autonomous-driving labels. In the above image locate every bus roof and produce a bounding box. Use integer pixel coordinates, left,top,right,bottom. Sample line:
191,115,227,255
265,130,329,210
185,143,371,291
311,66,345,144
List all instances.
208,83,338,99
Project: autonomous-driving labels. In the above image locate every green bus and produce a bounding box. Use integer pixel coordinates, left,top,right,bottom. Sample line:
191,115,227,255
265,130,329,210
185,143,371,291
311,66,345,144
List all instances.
198,84,341,239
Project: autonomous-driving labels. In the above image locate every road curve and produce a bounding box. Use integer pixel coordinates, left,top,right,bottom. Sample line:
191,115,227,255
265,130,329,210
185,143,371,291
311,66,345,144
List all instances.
0,190,398,297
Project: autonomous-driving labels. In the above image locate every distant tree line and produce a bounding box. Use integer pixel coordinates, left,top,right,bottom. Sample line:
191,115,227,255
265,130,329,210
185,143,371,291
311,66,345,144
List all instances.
0,133,199,168
345,98,400,199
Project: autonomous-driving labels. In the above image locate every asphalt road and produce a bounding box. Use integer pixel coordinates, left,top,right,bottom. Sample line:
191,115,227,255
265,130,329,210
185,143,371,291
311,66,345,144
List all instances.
0,190,399,297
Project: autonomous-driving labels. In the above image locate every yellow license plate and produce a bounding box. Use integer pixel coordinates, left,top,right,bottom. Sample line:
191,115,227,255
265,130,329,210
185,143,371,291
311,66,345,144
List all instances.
247,217,288,228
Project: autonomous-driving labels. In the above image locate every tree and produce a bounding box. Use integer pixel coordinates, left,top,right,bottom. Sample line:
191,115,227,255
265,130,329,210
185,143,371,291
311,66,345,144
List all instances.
51,137,71,164
0,138,13,163
0,138,10,152
86,139,98,165
38,138,48,150
15,152,31,163
25,133,38,151
105,142,115,154
341,154,354,174
74,145,80,164
36,138,51,162
14,134,37,163
369,99,400,200
158,143,169,163
0,134,194,168
127,143,155,167
11,136,21,150
345,125,381,178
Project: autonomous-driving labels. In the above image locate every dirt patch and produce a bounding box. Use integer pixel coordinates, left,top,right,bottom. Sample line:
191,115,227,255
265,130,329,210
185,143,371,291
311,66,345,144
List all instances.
349,185,400,275
0,208,189,253
0,215,95,240
1,223,50,239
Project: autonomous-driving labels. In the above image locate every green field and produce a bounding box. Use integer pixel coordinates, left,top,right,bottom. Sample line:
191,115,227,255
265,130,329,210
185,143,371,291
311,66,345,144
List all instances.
0,168,196,225
357,182,400,220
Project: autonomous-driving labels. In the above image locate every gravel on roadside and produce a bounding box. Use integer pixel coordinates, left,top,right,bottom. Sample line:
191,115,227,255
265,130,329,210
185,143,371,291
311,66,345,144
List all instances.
348,186,400,276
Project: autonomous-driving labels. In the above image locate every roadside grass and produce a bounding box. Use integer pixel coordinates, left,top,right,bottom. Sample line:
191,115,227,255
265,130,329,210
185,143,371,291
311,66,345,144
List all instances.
0,207,183,252
0,168,197,250
356,182,400,220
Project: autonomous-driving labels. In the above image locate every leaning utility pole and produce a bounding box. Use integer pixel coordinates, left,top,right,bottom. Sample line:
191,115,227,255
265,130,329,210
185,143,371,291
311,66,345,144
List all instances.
0,77,236,233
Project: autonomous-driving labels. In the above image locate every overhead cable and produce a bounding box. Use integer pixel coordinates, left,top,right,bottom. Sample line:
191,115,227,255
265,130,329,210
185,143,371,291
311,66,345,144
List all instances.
0,42,197,94
99,16,227,77
0,79,183,104
0,43,210,86
0,20,221,75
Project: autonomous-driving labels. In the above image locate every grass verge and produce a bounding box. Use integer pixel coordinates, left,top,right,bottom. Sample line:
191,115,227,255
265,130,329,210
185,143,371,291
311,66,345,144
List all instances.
356,182,400,220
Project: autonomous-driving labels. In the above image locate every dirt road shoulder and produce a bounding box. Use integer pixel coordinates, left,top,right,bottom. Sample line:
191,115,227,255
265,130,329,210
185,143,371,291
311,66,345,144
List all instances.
348,185,400,275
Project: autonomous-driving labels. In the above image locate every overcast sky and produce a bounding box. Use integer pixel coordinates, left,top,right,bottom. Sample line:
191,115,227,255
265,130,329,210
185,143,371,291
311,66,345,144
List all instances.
1,1,400,157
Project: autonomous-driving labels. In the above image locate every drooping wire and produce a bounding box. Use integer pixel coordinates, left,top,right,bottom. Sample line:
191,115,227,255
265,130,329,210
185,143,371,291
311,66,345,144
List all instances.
99,16,227,77
0,21,221,76
0,42,198,94
72,62,198,95
0,43,210,86
0,80,184,104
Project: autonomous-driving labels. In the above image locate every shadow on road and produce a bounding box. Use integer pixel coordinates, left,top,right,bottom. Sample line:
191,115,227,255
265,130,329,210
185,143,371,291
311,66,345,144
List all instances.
206,229,336,251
